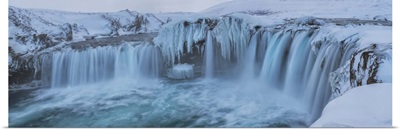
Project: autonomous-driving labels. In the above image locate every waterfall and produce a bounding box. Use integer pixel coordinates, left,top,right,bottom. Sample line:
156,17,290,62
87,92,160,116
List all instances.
241,31,261,79
283,30,313,98
205,30,214,79
255,29,356,121
155,22,356,120
39,19,358,122
259,30,293,88
47,43,163,88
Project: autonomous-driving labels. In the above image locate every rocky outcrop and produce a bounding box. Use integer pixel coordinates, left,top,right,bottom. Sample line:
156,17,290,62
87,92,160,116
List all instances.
350,43,391,87
329,43,392,99
9,47,43,86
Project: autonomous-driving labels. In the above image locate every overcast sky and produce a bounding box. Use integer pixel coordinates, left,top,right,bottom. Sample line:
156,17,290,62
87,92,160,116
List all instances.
9,0,232,13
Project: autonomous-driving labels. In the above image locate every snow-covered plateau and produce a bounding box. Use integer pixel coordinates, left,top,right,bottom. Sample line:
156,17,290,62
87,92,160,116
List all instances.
8,0,392,128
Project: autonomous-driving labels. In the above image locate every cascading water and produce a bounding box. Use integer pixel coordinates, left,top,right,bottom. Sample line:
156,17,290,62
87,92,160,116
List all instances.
154,18,358,123
241,31,260,79
254,29,356,121
48,43,163,88
259,30,293,88
283,30,313,98
189,27,356,122
205,30,214,79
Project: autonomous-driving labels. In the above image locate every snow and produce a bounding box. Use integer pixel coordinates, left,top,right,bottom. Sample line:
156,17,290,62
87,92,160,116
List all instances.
358,28,392,48
167,63,195,79
310,25,392,53
202,0,391,21
9,39,29,54
226,13,284,27
25,8,161,35
154,12,194,23
9,6,164,43
311,83,392,127
198,0,392,28
8,55,12,65
377,53,392,83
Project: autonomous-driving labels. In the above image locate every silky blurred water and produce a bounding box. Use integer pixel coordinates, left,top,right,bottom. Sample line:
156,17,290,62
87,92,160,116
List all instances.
9,77,311,127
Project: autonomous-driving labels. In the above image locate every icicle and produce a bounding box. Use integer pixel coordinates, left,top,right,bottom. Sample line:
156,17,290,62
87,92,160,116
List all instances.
214,17,251,61
154,19,208,66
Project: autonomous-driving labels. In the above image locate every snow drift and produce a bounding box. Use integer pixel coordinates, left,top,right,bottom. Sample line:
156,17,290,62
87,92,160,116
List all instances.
311,83,392,127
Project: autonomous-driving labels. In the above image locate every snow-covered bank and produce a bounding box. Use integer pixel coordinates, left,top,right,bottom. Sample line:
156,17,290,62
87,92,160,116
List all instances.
311,83,392,127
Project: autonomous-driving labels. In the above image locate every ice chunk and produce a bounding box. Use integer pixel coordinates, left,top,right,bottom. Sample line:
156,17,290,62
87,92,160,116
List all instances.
167,63,195,80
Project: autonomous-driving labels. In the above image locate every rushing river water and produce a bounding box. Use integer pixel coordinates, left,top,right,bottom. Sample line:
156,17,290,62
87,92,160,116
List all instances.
9,77,311,127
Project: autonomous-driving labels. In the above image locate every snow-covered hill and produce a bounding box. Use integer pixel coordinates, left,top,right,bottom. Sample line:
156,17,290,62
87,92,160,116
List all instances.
9,6,165,55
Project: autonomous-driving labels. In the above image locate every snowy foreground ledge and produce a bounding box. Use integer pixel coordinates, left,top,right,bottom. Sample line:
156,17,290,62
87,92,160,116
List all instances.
311,83,392,127
167,63,195,80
